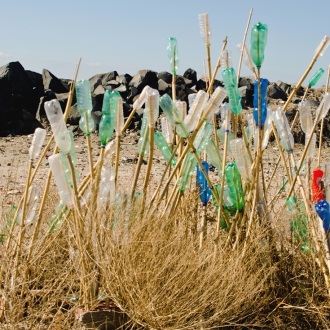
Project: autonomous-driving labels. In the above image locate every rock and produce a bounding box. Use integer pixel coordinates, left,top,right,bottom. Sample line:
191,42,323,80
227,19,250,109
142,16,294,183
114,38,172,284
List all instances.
114,84,128,98
291,97,301,104
196,78,207,91
0,62,40,131
183,68,197,87
267,83,288,101
89,71,118,93
126,87,139,104
239,76,254,108
60,78,72,91
277,80,291,94
91,111,102,131
35,89,57,121
55,92,77,112
92,85,105,112
67,103,80,125
122,102,132,117
129,70,158,93
289,83,304,96
42,69,68,94
158,79,171,96
26,70,44,98
157,71,172,84
105,80,120,90
116,73,132,86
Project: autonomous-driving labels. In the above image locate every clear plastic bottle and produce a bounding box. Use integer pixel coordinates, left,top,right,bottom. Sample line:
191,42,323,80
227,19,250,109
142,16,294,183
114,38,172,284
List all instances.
175,100,187,120
133,85,151,110
137,111,150,156
161,117,174,144
230,138,252,182
145,88,159,128
273,107,294,151
204,86,227,122
236,43,255,71
314,35,330,57
316,92,330,122
48,154,74,208
198,13,211,45
75,79,94,134
184,90,208,131
298,100,313,134
177,152,197,192
29,128,46,160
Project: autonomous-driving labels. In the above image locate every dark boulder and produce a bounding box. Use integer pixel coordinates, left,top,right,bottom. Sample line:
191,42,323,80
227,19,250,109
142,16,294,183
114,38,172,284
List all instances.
277,81,291,94
126,87,139,104
129,70,158,93
158,79,171,96
67,103,80,125
56,92,77,113
42,69,68,94
114,84,128,98
267,83,288,101
92,85,105,112
35,89,57,121
239,76,254,108
89,71,118,93
157,71,172,84
116,74,132,86
105,80,120,90
183,68,197,87
196,78,207,91
122,102,132,117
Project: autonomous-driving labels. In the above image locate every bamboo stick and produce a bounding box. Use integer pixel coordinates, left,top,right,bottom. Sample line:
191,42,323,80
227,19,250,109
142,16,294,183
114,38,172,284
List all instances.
236,8,253,85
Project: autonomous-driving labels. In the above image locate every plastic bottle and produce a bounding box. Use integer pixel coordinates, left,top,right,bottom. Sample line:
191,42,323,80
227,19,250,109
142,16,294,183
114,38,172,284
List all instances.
306,133,316,160
309,68,324,87
29,128,46,160
205,138,222,175
99,90,115,147
261,108,273,150
175,100,187,120
115,96,124,136
75,79,94,134
193,121,214,152
247,113,256,145
44,99,71,154
315,199,330,230
312,168,325,203
273,107,294,151
167,37,179,75
161,117,174,144
133,85,151,110
159,94,190,138
197,161,211,206
204,86,227,122
154,131,176,166
145,88,159,127
298,101,313,134
315,92,330,122
220,50,242,115
225,162,244,211
184,91,208,132
137,111,150,156
198,13,211,45
177,152,197,192
253,78,268,127
314,35,330,57
98,163,115,207
236,43,255,71
48,202,69,232
48,154,74,208
17,184,40,226
250,22,268,68
230,138,252,182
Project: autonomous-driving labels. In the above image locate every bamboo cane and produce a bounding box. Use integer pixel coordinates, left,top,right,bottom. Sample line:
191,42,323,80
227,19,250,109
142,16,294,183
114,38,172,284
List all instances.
317,65,330,168
236,8,253,85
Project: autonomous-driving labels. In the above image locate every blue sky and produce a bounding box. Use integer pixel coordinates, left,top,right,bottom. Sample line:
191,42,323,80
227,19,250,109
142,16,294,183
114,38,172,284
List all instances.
1,0,330,87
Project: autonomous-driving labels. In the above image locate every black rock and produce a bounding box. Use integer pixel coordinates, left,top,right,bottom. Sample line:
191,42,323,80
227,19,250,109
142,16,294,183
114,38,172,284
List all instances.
291,97,301,104
126,87,139,104
114,84,128,98
35,89,57,121
60,78,72,91
288,83,304,97
183,68,197,87
129,70,158,93
176,75,186,87
267,83,288,101
92,85,105,112
26,70,44,98
91,111,102,131
105,80,120,90
122,102,132,117
196,78,207,91
158,79,171,96
56,92,77,112
157,71,172,84
277,81,291,94
89,71,118,93
67,103,80,125
239,76,254,108
116,74,132,86
42,69,68,94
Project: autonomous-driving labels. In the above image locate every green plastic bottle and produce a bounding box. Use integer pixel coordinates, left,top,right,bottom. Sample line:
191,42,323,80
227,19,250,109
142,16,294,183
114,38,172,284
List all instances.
154,131,176,166
205,138,222,175
99,90,117,147
309,68,324,87
217,125,234,153
177,152,197,192
250,22,268,68
75,79,95,134
286,196,309,252
225,162,244,211
167,37,179,75
221,67,242,114
193,121,214,152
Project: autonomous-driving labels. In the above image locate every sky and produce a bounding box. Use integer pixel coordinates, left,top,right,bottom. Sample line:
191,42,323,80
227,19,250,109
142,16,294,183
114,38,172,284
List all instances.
1,0,330,87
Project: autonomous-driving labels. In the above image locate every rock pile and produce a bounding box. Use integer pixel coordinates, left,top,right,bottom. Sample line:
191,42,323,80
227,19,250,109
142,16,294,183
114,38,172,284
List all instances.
0,61,326,137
